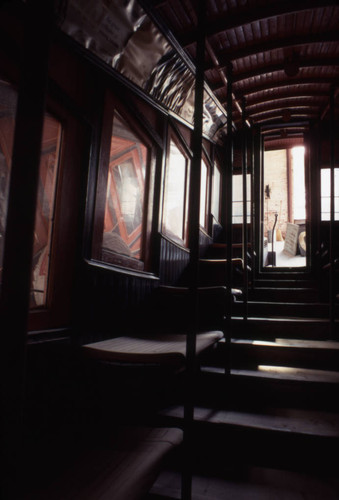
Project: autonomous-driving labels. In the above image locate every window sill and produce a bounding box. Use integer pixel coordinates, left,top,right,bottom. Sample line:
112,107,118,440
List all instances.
84,258,159,280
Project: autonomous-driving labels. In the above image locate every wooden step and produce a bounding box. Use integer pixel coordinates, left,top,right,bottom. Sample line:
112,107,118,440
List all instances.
230,365,339,384
202,337,339,372
198,365,339,411
233,300,330,318
160,404,339,439
149,466,339,500
229,338,339,371
230,316,332,340
157,405,339,472
254,279,317,289
248,287,320,302
256,271,313,281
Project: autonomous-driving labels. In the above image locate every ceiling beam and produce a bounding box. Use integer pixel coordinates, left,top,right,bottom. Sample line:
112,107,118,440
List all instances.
248,107,319,121
245,89,329,106
246,99,324,113
254,115,317,126
232,57,339,83
264,138,305,150
178,1,338,46
263,127,305,135
204,30,339,71
260,119,311,129
213,77,339,96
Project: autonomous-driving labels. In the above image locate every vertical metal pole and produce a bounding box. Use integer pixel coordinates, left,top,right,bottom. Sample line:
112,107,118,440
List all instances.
303,130,311,270
225,63,234,319
310,124,322,277
253,126,262,273
249,128,255,287
223,63,233,379
329,88,335,337
182,1,205,498
260,130,264,268
241,98,248,320
0,1,54,498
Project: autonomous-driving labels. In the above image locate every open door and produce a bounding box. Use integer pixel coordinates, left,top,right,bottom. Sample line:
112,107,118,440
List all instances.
262,146,308,269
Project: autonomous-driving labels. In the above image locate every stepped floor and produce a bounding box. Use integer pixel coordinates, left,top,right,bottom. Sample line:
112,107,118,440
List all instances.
148,467,339,499
203,364,339,384
159,405,339,438
151,261,339,498
233,338,339,349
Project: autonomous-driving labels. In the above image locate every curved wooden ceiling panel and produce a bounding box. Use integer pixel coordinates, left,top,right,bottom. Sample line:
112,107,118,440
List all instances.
146,0,339,148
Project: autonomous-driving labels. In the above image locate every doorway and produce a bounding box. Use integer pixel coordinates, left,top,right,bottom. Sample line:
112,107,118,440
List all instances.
263,146,307,269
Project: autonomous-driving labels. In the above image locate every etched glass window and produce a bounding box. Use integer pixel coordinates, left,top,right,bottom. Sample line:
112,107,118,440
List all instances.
30,114,62,308
101,113,147,262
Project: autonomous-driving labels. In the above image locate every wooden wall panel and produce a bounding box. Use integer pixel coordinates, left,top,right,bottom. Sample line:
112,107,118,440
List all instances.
76,260,159,344
199,229,213,257
158,235,190,285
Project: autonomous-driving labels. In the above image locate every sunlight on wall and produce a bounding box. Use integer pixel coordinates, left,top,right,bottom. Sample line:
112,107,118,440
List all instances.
292,146,306,221
321,168,339,221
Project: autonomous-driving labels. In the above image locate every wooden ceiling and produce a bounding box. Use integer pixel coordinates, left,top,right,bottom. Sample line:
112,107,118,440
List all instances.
144,0,339,149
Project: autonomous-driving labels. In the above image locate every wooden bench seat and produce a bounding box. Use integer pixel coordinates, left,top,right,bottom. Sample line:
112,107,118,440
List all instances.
25,426,183,500
83,331,223,368
158,284,243,300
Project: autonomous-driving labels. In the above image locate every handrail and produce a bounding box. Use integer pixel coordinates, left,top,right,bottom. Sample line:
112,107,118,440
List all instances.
182,2,206,499
242,97,249,319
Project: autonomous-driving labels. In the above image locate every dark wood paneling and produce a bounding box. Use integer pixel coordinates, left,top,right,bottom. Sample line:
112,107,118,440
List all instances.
75,260,159,344
158,235,190,285
199,229,213,257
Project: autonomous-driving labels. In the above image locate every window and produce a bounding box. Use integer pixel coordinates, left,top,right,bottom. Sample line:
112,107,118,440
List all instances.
30,114,62,308
92,103,152,271
29,104,89,331
211,162,221,221
199,158,209,228
162,137,190,245
232,174,251,224
0,84,63,310
0,89,88,331
102,112,147,263
0,80,17,280
321,168,339,221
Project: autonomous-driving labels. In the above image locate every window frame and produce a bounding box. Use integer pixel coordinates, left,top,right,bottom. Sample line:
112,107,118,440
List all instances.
28,101,90,331
30,112,62,310
320,167,339,221
0,79,18,281
232,172,251,225
91,91,154,272
161,129,191,247
199,149,213,232
211,159,222,223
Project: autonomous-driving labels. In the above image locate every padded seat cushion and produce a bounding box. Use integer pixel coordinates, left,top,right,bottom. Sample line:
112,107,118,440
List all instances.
25,427,183,500
83,331,223,366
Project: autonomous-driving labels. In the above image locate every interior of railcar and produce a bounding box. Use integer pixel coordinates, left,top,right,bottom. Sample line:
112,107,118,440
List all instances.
1,1,339,499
